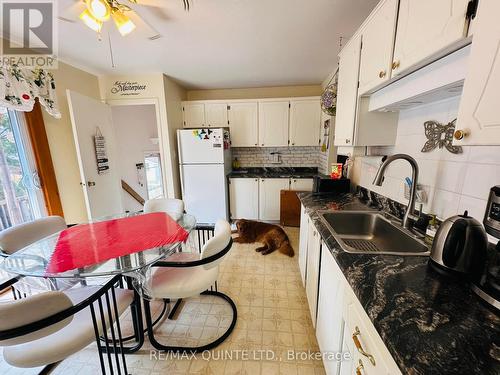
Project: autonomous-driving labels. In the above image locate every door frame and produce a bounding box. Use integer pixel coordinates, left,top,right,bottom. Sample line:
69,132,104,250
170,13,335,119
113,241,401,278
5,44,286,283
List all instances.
106,98,168,200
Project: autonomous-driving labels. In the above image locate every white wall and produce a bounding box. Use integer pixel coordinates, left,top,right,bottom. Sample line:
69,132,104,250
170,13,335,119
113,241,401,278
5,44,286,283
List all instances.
111,104,159,212
351,96,500,226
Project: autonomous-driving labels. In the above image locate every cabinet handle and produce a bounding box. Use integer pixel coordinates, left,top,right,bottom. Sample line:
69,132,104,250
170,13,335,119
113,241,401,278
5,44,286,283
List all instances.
261,144,264,146
255,179,258,182
345,139,351,144
352,326,376,366
254,143,258,146
378,70,386,78
356,359,364,375
392,60,400,70
454,129,469,140
292,143,295,146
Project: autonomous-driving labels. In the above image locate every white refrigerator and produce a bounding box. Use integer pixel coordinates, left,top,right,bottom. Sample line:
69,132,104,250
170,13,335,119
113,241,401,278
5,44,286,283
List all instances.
178,128,231,224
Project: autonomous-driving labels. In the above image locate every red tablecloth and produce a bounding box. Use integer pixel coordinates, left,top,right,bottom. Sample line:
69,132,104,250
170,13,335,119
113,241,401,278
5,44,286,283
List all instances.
46,212,189,274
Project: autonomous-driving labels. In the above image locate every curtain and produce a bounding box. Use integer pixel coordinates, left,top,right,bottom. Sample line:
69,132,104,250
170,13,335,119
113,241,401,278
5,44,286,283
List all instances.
0,65,61,119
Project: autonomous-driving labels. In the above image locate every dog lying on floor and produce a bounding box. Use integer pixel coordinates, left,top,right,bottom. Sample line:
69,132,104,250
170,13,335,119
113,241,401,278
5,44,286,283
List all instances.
232,219,294,257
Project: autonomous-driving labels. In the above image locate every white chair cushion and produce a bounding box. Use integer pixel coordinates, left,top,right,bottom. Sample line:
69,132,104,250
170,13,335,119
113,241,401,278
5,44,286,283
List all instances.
143,199,184,221
3,286,133,368
0,216,66,255
0,292,73,346
201,220,231,270
150,265,219,300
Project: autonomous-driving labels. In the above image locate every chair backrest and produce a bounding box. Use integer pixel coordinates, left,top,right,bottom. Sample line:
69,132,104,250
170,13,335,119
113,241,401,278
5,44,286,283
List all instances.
144,198,184,221
201,220,232,270
0,216,67,255
0,291,73,346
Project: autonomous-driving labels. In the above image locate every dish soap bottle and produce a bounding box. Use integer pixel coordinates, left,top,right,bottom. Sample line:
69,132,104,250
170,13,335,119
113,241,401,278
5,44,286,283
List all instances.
232,158,240,170
425,215,439,245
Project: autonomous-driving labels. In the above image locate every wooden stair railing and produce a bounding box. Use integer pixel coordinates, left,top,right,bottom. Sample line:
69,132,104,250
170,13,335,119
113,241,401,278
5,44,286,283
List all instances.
121,180,145,206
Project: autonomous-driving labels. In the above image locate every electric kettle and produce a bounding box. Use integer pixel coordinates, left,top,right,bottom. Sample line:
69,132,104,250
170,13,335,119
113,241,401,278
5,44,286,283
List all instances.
429,211,488,279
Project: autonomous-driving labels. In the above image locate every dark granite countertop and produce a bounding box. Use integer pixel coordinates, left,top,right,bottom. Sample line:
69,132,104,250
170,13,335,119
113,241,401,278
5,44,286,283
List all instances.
298,192,500,375
228,167,318,179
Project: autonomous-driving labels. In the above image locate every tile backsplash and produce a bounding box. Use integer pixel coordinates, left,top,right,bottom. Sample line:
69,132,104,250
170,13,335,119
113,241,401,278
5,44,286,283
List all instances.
351,96,500,227
232,146,320,168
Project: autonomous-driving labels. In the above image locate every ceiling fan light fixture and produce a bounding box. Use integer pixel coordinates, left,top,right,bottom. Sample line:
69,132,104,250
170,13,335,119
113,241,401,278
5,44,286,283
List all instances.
86,0,111,21
112,9,136,36
79,9,103,32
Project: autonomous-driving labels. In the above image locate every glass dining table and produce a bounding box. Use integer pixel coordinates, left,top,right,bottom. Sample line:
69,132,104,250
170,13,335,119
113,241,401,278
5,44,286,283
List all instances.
0,211,198,356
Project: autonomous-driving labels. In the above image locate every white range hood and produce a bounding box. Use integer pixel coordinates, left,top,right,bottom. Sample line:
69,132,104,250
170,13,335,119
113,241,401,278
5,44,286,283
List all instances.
368,44,471,112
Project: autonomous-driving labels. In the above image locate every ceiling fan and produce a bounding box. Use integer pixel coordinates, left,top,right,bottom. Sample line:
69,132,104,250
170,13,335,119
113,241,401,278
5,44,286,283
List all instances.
59,0,191,40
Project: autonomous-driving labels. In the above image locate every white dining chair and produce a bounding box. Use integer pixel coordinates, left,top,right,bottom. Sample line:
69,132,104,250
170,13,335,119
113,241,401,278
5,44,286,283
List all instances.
143,198,184,221
0,276,134,372
143,219,237,352
0,216,67,256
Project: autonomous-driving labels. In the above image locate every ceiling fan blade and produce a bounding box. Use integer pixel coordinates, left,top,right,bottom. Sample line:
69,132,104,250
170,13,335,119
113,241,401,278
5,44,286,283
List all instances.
126,9,163,40
59,0,86,21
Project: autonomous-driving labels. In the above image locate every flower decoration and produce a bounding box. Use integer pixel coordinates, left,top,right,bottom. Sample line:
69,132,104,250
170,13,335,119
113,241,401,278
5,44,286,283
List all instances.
321,82,337,116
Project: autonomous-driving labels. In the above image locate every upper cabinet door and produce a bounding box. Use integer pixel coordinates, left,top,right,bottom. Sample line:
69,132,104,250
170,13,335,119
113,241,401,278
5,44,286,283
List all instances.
228,102,259,147
183,103,205,128
289,99,321,146
393,0,470,76
205,103,228,127
455,0,500,146
334,36,361,146
358,0,399,94
258,101,290,147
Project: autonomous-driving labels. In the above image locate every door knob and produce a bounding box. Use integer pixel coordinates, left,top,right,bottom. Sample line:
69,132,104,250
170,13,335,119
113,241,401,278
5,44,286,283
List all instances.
356,359,364,375
392,60,400,70
379,70,386,78
87,181,96,187
453,129,469,140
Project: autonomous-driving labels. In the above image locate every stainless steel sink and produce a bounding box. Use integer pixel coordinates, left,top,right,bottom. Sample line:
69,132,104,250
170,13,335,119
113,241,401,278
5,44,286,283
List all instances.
318,210,429,256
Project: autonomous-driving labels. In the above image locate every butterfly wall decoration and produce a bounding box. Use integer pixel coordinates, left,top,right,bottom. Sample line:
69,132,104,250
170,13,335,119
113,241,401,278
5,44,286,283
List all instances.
421,119,462,154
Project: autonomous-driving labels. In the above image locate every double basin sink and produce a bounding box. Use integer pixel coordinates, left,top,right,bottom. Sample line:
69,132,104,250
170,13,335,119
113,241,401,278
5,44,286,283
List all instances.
319,210,429,256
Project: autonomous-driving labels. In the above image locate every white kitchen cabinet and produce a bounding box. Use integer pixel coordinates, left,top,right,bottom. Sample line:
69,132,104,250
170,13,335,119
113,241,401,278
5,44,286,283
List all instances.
392,0,470,77
229,178,259,220
290,178,314,192
455,0,500,146
182,103,205,128
298,205,309,286
305,221,321,327
343,286,402,375
358,0,399,94
289,99,321,146
258,101,290,147
205,103,228,127
334,36,361,147
228,102,259,147
316,244,346,375
258,178,289,221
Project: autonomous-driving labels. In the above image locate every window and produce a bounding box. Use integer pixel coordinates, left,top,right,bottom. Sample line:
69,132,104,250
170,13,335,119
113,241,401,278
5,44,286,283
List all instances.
0,107,47,229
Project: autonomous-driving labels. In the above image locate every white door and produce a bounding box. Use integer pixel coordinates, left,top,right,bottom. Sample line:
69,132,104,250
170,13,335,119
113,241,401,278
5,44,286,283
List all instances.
258,178,289,221
183,103,205,128
258,101,289,147
177,128,225,164
358,0,399,94
228,102,259,147
289,100,321,146
334,36,361,146
180,164,228,224
316,245,345,375
298,205,309,286
290,178,314,192
305,222,321,327
455,0,500,146
393,0,470,76
205,103,228,127
66,90,123,220
229,178,259,220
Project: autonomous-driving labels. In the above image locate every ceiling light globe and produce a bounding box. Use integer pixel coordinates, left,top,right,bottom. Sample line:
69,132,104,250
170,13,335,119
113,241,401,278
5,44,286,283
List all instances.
87,0,110,21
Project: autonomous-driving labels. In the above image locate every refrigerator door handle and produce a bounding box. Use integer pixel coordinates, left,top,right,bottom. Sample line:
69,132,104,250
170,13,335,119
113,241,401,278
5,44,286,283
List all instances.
177,129,184,164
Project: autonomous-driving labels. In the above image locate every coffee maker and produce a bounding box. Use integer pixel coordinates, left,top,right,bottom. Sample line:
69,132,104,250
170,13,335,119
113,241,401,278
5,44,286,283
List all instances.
472,186,500,310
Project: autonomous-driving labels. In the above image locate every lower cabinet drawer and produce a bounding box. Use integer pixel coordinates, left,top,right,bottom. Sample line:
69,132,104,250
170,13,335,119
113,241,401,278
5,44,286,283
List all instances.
343,288,402,375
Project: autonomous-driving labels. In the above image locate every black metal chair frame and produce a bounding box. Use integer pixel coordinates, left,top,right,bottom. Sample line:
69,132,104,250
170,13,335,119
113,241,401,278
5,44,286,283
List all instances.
0,274,130,375
142,225,237,353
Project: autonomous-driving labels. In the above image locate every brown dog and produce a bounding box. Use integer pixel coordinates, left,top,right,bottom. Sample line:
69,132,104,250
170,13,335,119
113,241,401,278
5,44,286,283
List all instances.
233,219,294,257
